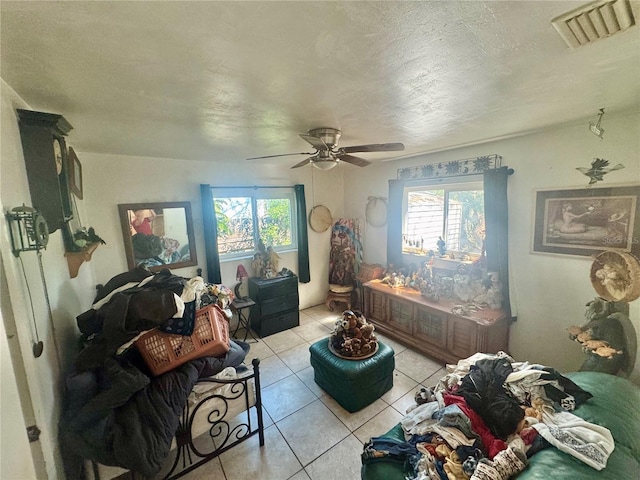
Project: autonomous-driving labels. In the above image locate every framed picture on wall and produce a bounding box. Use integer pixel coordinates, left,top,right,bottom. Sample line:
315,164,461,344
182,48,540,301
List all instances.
68,146,83,199
532,185,640,257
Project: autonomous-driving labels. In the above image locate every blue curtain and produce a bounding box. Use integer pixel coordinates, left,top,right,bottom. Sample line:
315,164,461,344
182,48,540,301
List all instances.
295,184,310,283
200,184,222,284
483,167,513,319
387,179,404,268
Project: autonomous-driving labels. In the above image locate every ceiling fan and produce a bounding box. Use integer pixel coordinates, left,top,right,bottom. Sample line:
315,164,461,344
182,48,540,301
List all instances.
247,127,404,170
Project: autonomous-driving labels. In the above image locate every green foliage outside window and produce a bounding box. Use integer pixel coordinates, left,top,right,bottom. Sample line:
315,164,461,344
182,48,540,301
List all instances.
449,190,484,253
213,191,295,258
257,198,291,248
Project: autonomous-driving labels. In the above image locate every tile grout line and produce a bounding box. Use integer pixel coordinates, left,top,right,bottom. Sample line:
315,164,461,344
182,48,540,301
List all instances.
230,306,446,480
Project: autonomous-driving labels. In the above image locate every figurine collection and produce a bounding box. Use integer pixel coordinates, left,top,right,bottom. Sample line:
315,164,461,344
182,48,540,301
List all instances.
379,254,503,310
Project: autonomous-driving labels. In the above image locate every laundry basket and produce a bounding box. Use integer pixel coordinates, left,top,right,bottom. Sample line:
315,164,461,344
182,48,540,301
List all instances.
135,304,230,376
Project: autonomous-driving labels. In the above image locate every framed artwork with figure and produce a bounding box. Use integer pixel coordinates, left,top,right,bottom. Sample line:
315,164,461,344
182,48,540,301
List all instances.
532,185,639,258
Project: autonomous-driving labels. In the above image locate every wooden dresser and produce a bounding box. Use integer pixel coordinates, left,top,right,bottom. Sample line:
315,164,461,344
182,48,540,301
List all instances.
363,280,509,364
248,275,299,337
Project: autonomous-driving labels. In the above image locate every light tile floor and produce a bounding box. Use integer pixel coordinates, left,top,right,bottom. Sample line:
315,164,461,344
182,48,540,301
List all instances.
182,305,446,480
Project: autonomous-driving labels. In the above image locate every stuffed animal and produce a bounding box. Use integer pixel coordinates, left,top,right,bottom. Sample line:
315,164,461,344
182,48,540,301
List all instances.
360,342,373,355
329,310,378,357
523,397,545,422
414,387,436,405
361,323,375,339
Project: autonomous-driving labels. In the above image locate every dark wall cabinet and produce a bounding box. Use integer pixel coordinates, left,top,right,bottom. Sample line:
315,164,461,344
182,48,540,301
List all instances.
16,109,74,234
364,280,509,364
249,275,299,337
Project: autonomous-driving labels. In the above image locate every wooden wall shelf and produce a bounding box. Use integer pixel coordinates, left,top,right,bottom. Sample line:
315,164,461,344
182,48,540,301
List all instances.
65,243,99,278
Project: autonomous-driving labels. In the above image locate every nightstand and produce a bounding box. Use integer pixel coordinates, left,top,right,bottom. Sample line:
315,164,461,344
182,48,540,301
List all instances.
230,297,257,342
248,275,299,337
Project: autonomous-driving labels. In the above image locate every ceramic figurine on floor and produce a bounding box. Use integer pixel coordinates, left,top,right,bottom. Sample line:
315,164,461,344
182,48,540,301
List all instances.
437,236,446,256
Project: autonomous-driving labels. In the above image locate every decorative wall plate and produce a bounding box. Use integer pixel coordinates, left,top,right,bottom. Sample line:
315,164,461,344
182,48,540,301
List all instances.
365,196,387,227
309,205,333,232
590,251,640,302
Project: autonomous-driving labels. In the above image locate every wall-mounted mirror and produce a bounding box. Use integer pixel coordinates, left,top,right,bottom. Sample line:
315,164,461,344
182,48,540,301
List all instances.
118,201,197,272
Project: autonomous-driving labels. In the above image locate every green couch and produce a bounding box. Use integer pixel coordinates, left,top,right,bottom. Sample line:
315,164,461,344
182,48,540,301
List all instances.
361,372,640,480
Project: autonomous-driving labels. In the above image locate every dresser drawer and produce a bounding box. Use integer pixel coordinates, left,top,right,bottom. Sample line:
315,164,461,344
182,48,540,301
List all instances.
248,275,299,338
251,307,299,337
249,275,298,300
259,293,299,317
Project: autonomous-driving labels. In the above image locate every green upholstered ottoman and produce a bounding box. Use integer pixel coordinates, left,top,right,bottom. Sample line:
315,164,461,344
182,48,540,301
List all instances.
309,339,394,412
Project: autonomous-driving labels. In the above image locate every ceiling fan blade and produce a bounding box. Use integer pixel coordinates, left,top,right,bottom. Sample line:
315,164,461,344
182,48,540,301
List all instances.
299,134,329,151
337,154,371,167
291,157,313,169
341,142,405,153
247,152,315,160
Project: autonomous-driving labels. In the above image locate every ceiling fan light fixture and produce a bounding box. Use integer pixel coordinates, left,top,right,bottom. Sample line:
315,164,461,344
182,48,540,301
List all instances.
248,126,403,169
589,107,606,139
312,159,338,170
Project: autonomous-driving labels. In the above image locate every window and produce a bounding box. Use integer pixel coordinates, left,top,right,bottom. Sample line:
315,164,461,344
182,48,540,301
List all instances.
402,180,484,256
210,187,297,260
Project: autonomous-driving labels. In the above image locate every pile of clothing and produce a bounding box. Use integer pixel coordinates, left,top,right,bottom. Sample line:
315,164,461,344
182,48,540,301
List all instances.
362,352,615,480
59,267,249,479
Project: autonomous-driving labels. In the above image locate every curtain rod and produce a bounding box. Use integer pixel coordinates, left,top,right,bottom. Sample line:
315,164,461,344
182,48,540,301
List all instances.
208,185,294,189
397,154,507,180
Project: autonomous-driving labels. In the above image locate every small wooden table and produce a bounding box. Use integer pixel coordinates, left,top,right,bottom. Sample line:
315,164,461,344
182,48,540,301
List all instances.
325,291,353,312
230,297,258,342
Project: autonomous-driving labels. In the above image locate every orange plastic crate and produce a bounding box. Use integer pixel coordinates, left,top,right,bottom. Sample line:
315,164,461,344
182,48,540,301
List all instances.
135,304,230,376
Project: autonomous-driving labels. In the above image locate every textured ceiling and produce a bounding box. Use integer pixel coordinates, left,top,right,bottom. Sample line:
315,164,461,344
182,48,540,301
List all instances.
1,1,639,166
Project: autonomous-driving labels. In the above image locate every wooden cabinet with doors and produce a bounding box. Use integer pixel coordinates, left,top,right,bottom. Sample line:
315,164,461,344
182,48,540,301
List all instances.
363,280,509,364
413,303,448,350
387,296,415,335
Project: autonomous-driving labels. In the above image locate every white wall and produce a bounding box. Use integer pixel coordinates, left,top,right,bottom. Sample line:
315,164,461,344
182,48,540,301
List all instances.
1,260,38,480
79,152,344,309
1,81,101,478
343,109,640,383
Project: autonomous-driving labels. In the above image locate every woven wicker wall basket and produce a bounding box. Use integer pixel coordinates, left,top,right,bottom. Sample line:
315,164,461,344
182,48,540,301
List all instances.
590,251,640,303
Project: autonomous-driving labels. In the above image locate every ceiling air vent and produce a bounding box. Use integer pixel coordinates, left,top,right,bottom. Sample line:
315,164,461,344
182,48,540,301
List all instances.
552,0,639,48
